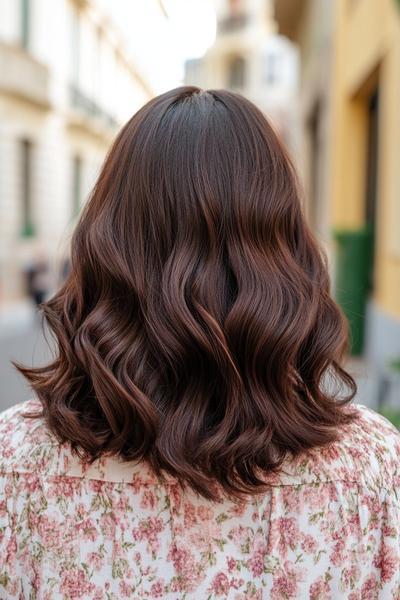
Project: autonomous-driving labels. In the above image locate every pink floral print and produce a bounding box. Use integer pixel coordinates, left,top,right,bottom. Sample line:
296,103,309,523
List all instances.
0,398,399,599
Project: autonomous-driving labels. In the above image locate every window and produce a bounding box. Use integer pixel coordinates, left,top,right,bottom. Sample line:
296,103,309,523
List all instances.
21,0,30,49
95,27,102,102
264,53,280,85
227,55,246,89
71,7,80,87
72,155,82,219
20,139,35,237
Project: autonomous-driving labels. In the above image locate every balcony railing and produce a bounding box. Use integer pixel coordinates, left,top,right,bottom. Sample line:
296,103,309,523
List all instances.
69,85,118,130
0,40,50,108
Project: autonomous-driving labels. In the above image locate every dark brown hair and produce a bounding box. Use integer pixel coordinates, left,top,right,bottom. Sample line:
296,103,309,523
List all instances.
15,86,357,501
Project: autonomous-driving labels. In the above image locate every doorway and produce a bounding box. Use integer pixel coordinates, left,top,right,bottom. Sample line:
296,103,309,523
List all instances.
364,87,379,293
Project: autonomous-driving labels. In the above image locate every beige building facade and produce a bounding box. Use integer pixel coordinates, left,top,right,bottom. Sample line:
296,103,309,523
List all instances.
0,0,153,312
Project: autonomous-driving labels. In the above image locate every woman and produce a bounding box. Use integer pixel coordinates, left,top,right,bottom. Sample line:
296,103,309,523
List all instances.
1,87,399,599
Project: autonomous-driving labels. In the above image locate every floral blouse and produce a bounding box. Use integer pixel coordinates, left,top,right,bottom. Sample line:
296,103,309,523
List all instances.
0,398,399,600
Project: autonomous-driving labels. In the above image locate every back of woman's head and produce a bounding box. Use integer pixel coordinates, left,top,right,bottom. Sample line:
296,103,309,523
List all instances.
16,86,357,501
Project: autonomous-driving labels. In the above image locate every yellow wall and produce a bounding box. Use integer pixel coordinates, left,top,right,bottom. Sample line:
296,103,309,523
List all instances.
330,0,400,318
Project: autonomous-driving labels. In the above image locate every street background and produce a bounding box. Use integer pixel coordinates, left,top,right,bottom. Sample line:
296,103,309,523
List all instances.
0,0,399,424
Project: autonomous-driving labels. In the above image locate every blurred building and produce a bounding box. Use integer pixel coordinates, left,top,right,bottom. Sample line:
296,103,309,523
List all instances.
0,0,154,311
273,0,334,242
184,0,299,154
274,0,400,367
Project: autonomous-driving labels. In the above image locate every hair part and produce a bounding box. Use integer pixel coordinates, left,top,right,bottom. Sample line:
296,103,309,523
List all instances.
14,86,357,502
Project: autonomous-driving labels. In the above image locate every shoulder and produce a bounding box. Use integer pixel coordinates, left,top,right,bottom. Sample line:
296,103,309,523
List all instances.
350,402,400,441
340,403,400,471
0,398,158,484
285,403,400,490
0,397,60,475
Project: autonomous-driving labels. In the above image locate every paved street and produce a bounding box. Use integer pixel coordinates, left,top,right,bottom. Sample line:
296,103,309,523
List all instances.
346,357,378,409
0,305,53,411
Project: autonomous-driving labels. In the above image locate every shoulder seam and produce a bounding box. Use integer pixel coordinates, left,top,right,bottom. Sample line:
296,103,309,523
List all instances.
0,468,397,494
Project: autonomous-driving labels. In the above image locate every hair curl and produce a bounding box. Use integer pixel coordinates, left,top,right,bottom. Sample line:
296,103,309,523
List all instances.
15,86,357,502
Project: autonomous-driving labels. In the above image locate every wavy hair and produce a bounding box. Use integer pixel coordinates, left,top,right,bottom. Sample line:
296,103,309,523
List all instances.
15,86,357,501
